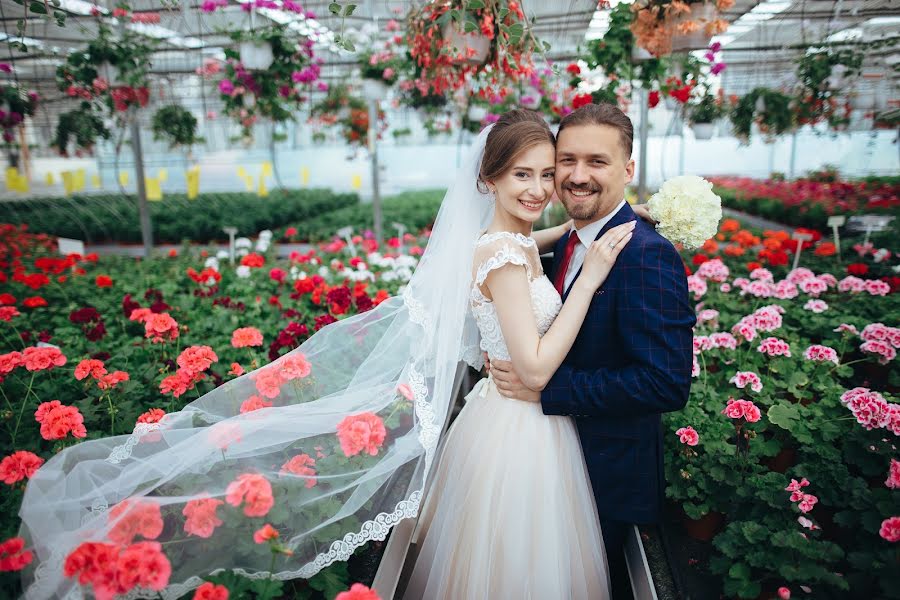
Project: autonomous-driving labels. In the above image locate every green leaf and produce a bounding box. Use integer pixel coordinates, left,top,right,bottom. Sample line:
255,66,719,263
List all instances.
308,560,350,598
467,0,485,8
728,562,752,581
464,21,478,33
497,7,509,20
342,3,356,17
341,38,355,52
766,403,799,430
328,2,341,16
506,22,524,45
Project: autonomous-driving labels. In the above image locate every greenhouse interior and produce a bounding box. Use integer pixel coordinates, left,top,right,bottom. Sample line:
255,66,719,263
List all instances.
0,0,898,599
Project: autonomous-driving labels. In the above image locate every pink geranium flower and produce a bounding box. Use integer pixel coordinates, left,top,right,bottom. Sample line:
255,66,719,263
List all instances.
336,412,387,457
231,327,264,348
879,516,900,542
730,371,763,393
183,495,224,538
225,473,274,517
675,426,699,446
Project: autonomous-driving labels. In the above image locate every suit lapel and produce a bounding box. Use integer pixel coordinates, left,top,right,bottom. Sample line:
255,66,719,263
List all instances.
562,203,637,302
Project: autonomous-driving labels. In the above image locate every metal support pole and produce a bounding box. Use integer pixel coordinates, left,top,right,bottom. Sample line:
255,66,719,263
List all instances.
638,88,649,202
130,111,153,258
788,131,798,179
368,99,383,245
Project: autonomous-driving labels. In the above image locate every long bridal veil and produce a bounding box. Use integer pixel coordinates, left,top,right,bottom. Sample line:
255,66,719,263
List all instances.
18,127,495,599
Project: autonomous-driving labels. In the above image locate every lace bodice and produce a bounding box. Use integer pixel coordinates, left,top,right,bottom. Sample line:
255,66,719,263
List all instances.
470,231,563,361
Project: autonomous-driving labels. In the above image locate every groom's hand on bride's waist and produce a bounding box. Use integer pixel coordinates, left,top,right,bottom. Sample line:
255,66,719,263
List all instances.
489,358,541,403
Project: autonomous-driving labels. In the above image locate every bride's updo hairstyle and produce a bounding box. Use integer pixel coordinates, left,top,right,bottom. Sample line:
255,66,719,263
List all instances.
477,109,555,194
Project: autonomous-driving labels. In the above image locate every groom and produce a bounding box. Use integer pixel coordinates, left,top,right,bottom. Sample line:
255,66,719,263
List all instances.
489,103,695,599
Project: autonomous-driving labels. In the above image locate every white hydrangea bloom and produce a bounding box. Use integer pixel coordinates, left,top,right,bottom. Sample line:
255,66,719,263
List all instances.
647,175,722,250
235,265,251,278
204,257,219,271
216,250,229,260
235,237,252,249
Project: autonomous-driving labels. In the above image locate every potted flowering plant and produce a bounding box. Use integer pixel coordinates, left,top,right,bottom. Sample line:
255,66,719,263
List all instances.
687,92,724,139
357,22,412,102
0,85,38,145
150,105,203,150
630,0,731,57
217,25,321,141
53,108,111,156
55,20,154,116
405,0,546,96
793,48,862,129
731,87,796,144
584,2,667,94
310,84,385,150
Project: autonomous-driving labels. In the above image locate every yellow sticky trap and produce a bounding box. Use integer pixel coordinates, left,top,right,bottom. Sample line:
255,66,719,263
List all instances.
301,167,309,186
74,169,86,191
146,178,162,201
158,168,168,183
5,167,18,191
243,175,254,191
257,176,268,198
91,174,102,188
186,167,200,200
351,174,362,190
261,161,273,177
119,171,130,186
45,172,55,186
237,166,247,178
61,171,74,196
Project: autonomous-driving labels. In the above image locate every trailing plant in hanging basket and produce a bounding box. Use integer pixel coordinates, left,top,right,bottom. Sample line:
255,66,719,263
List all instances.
585,3,667,93
151,105,203,149
793,48,862,129
730,88,796,144
405,0,547,96
631,0,731,57
55,19,154,115
54,107,111,156
0,85,38,144
310,84,386,150
687,91,724,124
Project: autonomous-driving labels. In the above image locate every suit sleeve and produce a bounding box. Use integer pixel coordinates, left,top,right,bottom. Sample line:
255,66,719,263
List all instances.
541,239,695,418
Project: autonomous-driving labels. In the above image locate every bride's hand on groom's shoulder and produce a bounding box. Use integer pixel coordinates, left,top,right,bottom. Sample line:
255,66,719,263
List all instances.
632,203,657,225
489,358,541,403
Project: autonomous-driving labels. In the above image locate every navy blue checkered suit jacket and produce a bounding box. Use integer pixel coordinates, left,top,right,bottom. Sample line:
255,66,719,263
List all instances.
541,202,695,524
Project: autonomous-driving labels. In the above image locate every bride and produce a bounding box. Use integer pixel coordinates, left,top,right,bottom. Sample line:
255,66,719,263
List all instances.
402,109,633,599
17,110,631,599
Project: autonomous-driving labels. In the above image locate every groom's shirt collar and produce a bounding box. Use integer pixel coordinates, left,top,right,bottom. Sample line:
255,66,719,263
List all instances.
571,199,627,247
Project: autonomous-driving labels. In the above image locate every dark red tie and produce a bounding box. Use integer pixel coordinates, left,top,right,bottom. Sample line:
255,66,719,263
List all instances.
554,231,580,295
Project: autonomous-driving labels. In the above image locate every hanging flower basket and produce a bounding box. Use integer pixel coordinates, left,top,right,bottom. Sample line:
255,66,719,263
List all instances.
442,22,491,65
361,79,389,102
691,122,715,139
406,0,544,96
669,2,719,52
239,41,275,71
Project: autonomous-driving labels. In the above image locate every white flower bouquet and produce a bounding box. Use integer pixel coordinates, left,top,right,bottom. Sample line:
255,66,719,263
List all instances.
647,175,722,250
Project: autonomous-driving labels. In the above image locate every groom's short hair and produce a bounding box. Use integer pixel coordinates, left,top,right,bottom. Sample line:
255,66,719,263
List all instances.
557,103,634,159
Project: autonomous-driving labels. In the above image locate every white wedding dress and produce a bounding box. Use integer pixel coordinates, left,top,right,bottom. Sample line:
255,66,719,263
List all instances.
403,231,610,600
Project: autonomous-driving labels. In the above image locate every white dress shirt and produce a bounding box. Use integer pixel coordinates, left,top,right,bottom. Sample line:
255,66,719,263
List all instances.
563,199,628,292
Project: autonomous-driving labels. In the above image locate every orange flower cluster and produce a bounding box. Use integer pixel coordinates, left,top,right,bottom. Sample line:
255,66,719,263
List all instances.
630,1,731,57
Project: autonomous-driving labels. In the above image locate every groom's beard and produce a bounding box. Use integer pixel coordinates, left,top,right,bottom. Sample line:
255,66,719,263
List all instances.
560,183,603,221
